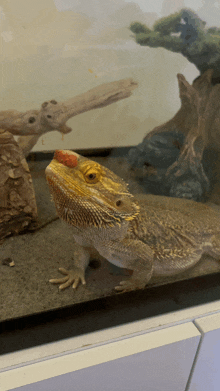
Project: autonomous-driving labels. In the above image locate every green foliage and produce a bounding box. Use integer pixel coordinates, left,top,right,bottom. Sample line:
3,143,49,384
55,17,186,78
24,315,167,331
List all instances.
136,32,183,52
129,8,220,79
135,31,160,47
153,12,181,35
206,28,220,55
208,27,220,36
130,22,151,35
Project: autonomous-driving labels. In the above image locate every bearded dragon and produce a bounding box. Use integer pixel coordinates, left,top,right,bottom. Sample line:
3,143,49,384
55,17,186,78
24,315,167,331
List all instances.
45,150,220,292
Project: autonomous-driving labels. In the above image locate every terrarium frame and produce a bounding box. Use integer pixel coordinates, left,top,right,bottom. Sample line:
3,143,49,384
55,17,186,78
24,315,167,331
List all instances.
1,3,220,354
1,147,220,355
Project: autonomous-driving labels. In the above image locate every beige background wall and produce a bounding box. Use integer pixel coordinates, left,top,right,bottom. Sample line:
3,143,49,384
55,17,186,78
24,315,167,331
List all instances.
0,0,210,152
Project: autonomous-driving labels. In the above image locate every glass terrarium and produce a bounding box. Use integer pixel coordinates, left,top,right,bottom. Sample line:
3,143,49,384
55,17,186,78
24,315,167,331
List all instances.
1,0,220,352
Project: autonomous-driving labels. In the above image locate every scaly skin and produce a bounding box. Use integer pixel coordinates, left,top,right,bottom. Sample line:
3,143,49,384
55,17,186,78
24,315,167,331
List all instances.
45,150,220,292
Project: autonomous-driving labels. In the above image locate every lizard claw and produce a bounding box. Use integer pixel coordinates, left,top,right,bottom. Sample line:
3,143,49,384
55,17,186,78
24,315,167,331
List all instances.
49,267,86,290
115,279,145,293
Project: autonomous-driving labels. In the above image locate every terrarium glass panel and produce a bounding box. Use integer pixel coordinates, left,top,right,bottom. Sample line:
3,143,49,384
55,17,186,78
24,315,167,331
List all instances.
1,0,220,324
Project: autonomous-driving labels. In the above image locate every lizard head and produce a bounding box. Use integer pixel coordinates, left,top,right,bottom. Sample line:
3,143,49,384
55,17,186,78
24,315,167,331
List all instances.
45,150,140,228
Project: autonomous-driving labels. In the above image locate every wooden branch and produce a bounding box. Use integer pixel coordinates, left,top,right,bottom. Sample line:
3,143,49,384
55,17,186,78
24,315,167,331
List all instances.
42,77,138,125
0,78,137,156
17,135,41,158
0,78,138,136
0,109,41,136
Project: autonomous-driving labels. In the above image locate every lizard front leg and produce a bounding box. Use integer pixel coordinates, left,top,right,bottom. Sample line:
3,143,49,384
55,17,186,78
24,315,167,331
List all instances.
49,243,90,290
96,238,154,293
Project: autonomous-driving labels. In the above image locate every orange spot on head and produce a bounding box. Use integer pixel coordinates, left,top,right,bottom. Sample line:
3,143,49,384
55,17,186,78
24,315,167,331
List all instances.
54,150,78,168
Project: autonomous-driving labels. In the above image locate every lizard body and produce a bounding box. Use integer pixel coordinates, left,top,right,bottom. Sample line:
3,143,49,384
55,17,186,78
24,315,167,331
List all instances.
45,150,220,292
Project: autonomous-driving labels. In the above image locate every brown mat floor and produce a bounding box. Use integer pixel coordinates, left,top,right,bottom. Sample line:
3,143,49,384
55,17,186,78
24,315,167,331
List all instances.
1,155,220,322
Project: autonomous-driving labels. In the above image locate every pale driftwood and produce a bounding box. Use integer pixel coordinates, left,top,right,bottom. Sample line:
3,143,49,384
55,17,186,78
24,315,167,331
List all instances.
0,130,38,240
17,135,42,158
0,78,138,156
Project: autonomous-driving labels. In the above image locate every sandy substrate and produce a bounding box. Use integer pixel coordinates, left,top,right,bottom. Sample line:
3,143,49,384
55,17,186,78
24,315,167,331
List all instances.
1,154,220,322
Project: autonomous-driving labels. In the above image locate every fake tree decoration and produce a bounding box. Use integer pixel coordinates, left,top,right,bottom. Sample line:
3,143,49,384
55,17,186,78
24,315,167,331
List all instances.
128,9,220,201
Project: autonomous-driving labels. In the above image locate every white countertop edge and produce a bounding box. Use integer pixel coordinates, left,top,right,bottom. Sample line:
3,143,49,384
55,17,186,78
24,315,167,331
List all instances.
0,322,200,390
1,299,220,373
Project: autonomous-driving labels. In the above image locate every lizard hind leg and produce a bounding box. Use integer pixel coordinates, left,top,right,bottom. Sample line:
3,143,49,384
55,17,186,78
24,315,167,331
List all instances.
209,233,220,259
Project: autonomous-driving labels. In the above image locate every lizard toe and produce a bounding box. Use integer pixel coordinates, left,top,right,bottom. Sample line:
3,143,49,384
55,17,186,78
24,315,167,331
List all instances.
49,267,86,290
115,280,132,292
115,278,146,292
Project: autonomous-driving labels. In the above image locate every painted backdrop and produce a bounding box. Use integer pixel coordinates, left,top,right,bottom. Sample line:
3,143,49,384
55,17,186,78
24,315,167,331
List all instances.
1,0,218,151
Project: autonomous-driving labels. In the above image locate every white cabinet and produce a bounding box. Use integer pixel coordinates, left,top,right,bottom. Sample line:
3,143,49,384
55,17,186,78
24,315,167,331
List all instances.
188,312,220,391
4,305,220,391
1,323,200,391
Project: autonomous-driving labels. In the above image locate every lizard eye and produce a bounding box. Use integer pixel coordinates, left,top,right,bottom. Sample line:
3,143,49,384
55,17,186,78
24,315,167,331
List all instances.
88,173,96,180
116,200,122,207
85,171,99,183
